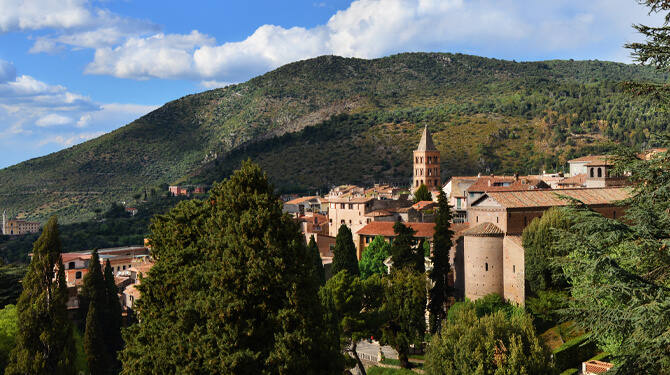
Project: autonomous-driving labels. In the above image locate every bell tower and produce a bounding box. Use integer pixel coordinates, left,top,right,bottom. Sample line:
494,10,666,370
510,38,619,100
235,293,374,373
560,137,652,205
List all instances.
413,126,440,191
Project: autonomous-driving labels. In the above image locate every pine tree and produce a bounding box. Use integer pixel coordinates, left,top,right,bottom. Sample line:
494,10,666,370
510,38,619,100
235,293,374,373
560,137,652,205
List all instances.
331,224,359,277
413,183,432,203
103,259,123,367
390,222,420,271
428,190,454,333
119,161,341,374
307,235,326,286
359,235,391,279
79,248,106,323
382,268,426,368
5,216,75,374
84,303,109,375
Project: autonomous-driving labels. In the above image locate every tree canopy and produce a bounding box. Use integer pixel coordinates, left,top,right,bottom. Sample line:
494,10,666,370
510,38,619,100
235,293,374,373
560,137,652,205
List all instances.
413,184,432,203
119,161,341,374
428,190,454,333
425,302,554,375
6,216,75,375
390,222,422,272
331,224,359,277
359,235,391,280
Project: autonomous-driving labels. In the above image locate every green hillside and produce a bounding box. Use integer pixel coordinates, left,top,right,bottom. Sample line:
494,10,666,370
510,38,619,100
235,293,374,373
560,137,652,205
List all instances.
0,53,667,223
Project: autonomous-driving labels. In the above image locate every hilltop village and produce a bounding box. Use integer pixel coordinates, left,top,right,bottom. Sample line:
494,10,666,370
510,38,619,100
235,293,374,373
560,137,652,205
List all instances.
284,126,641,306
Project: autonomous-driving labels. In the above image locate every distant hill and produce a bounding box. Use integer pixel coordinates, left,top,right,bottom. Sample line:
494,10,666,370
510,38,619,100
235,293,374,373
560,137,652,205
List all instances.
0,52,667,223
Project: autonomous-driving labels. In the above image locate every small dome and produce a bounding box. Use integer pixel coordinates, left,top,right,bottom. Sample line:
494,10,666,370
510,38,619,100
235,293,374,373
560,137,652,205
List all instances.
463,222,504,237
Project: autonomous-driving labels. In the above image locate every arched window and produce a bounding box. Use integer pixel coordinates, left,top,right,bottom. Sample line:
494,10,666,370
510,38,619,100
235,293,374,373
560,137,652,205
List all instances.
485,263,489,271
597,168,602,178
590,168,594,178
75,271,82,279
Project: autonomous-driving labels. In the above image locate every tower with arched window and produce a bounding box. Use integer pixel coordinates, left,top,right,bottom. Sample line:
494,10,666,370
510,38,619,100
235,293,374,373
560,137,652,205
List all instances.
413,126,440,191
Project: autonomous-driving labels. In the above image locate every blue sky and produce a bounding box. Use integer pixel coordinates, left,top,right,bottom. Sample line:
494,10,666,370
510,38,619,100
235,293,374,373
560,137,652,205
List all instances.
0,0,665,169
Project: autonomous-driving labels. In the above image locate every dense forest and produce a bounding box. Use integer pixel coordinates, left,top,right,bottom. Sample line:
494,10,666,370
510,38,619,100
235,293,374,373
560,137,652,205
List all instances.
0,53,667,223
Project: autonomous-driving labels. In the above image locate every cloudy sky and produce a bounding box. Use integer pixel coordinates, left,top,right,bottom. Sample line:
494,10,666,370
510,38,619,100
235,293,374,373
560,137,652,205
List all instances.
0,0,665,169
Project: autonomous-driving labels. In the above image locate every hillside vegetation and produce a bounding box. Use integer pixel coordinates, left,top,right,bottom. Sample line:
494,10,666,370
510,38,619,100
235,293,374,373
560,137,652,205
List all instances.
0,53,667,223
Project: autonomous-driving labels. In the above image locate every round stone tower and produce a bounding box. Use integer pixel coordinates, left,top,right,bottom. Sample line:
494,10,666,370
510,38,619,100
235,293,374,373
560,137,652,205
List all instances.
463,222,504,300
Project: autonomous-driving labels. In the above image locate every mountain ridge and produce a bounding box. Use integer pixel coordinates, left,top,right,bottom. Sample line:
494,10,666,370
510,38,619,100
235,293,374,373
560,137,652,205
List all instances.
0,52,667,223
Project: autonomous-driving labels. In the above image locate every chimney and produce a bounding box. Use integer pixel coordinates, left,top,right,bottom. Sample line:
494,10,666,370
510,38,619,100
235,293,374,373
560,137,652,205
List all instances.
488,180,492,187
514,172,519,181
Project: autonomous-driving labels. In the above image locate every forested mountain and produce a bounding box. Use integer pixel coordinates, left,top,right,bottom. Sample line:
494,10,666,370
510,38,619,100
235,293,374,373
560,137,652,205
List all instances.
0,53,667,223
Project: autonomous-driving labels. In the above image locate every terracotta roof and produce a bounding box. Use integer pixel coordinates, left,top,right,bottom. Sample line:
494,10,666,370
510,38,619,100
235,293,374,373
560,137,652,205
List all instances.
557,173,587,186
463,222,504,237
467,177,550,193
451,222,471,241
60,253,91,262
586,157,616,167
365,210,394,217
285,196,319,205
129,262,155,276
583,360,614,374
357,222,436,238
485,188,629,209
125,284,141,299
568,155,606,163
412,201,436,210
114,276,130,286
416,125,437,151
327,197,375,203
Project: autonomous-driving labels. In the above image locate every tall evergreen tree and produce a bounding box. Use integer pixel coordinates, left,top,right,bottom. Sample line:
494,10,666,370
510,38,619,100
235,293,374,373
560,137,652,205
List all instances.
103,259,123,367
120,161,341,374
413,184,432,203
382,268,426,369
331,224,359,277
79,248,106,323
390,222,420,272
428,190,454,333
84,303,108,375
359,235,391,279
307,235,326,286
5,216,75,374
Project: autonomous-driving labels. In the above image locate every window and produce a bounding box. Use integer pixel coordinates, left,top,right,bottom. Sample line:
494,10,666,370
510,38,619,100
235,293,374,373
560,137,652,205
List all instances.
598,167,602,178
349,204,353,209
485,263,489,271
123,266,126,270
456,198,461,210
524,216,527,226
366,237,371,244
68,261,75,270
496,217,499,223
476,216,479,223
340,203,345,209
341,219,345,224
613,211,617,220
75,271,82,279
590,168,594,178
513,265,516,273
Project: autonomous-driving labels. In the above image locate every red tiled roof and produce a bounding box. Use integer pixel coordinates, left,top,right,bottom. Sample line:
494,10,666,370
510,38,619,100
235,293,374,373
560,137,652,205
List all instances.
557,173,587,186
357,222,436,238
569,155,606,163
486,188,630,209
467,177,550,193
463,222,504,237
365,210,394,217
60,253,91,262
285,196,319,205
412,201,436,210
125,284,141,299
583,360,614,373
327,197,375,203
451,222,471,241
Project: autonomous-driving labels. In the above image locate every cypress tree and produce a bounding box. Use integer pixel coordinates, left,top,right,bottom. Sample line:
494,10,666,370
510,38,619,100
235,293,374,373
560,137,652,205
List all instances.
103,259,123,367
307,235,326,286
331,224,359,277
428,190,455,333
6,216,75,374
413,184,432,203
390,222,420,271
84,303,108,375
79,248,106,322
120,161,342,374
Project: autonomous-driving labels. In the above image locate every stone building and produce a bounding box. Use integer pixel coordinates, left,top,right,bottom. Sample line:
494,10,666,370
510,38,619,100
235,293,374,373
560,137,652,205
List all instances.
456,187,630,305
413,126,441,191
2,210,40,235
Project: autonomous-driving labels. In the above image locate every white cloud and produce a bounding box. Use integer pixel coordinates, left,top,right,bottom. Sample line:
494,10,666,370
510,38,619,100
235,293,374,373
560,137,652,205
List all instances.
73,0,665,84
35,113,71,127
0,0,93,33
0,59,158,168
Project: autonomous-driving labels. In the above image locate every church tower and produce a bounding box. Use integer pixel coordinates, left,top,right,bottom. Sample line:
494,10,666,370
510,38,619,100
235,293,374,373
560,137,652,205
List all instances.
413,126,441,191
